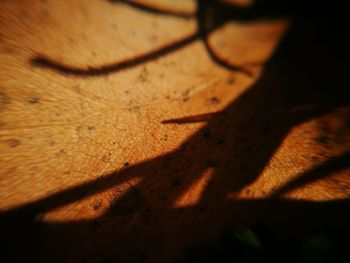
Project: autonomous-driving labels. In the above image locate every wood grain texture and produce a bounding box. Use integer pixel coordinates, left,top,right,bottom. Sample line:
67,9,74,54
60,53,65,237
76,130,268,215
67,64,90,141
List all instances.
0,0,349,262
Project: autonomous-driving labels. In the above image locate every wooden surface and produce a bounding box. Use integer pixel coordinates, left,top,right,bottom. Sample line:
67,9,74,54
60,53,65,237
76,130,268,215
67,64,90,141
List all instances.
0,0,349,262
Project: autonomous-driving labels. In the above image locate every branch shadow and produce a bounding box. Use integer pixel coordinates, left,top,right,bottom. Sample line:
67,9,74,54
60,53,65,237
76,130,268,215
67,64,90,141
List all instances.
30,0,291,77
2,1,350,262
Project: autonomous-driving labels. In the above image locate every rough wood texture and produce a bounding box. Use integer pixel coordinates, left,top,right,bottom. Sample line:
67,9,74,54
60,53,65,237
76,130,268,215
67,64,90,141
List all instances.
0,0,349,262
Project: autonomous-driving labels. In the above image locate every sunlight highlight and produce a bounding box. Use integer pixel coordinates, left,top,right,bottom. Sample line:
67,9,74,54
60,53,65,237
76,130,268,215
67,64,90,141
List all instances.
173,167,215,208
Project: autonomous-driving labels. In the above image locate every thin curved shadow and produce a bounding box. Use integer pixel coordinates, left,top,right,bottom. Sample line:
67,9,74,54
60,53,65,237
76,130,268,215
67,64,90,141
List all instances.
161,112,221,124
30,33,199,76
269,152,350,198
29,0,269,77
111,0,195,18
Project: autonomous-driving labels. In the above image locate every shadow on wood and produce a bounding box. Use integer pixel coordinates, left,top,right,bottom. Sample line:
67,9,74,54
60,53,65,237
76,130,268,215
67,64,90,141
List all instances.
1,1,350,262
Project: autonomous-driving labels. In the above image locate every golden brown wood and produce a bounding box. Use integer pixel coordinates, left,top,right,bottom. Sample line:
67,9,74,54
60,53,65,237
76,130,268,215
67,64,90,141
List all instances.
0,0,349,262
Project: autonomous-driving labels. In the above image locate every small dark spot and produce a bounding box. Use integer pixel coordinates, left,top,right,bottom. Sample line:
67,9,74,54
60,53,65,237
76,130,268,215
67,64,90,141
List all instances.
165,95,170,100
209,96,220,105
110,188,145,215
111,24,118,30
91,51,97,56
68,37,74,44
73,84,81,94
206,160,218,168
227,77,235,85
310,155,319,163
129,105,140,112
0,91,10,111
1,47,15,54
149,34,157,43
41,10,49,17
56,149,65,155
181,89,190,102
163,61,175,67
217,138,226,145
159,73,164,79
270,186,278,192
123,162,129,167
87,126,95,131
92,200,102,211
315,133,332,145
101,154,110,162
8,139,20,147
179,144,187,151
202,130,211,139
27,97,39,104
